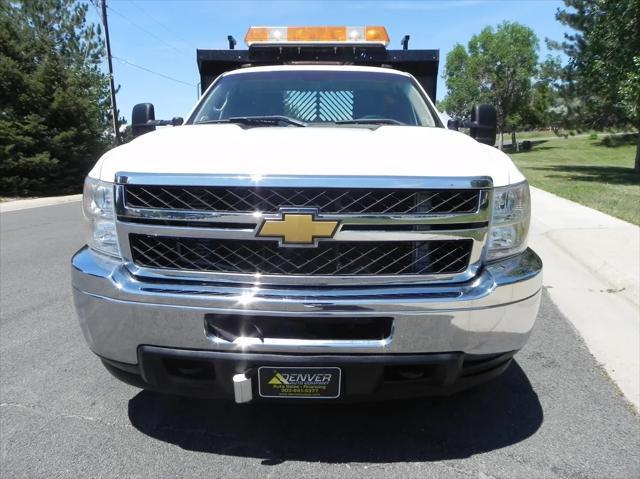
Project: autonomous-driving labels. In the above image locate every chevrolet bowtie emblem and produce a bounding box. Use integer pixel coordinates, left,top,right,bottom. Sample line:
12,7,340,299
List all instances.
257,211,339,246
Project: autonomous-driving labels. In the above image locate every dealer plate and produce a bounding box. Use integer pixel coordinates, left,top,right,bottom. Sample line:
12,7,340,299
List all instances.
258,367,341,399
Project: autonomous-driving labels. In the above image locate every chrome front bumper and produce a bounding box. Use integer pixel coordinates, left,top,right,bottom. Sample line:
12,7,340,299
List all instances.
71,247,542,365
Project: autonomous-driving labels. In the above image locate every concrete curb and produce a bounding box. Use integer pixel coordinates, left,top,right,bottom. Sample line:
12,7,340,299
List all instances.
0,194,82,213
529,187,640,410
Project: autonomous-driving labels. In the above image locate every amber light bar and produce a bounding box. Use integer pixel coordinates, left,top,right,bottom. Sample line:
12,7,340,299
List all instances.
245,26,390,47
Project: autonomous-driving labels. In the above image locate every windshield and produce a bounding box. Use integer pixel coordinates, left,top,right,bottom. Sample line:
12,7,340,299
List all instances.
189,70,441,127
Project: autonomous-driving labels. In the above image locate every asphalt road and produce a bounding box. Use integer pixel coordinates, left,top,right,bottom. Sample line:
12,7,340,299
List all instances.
1,203,638,478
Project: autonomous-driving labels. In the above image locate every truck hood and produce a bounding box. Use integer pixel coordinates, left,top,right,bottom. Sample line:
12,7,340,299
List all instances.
92,124,524,187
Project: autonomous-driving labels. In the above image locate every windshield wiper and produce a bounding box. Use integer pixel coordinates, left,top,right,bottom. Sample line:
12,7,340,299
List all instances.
197,116,307,127
334,118,406,126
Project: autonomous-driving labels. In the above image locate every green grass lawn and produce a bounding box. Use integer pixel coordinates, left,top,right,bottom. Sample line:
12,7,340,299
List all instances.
511,130,560,140
509,134,640,225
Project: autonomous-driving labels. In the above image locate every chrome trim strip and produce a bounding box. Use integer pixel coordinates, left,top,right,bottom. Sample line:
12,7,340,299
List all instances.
118,204,491,225
121,263,484,287
116,219,487,242
115,173,493,189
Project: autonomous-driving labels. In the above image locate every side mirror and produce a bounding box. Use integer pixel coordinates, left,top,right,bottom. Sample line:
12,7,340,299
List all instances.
447,118,460,131
131,103,156,138
469,104,497,146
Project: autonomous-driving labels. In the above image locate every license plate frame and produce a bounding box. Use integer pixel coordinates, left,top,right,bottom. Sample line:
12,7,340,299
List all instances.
258,366,342,399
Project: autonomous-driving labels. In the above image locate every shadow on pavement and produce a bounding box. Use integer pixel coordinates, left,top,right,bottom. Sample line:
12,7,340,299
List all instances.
127,361,542,463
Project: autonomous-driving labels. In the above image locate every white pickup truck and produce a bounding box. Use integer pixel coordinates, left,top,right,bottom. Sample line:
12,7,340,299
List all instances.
72,26,542,402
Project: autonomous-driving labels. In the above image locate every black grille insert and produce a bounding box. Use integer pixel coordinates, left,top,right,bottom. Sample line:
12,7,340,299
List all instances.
129,234,473,276
124,185,480,215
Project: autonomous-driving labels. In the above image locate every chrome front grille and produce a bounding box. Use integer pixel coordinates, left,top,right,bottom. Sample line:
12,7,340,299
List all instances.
114,174,492,286
124,185,480,215
129,235,474,276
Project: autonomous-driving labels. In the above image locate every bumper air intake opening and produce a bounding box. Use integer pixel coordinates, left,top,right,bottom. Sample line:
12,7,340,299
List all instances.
205,314,394,342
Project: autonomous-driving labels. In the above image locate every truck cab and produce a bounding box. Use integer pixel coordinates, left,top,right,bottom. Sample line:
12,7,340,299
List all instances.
72,26,542,402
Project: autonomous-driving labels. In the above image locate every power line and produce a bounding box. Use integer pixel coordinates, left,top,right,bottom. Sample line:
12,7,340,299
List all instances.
106,3,190,57
111,55,196,87
90,2,196,96
126,0,197,49
89,0,103,21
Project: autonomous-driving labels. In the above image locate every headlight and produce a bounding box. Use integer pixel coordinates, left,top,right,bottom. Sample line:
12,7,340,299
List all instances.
82,177,120,257
487,181,530,261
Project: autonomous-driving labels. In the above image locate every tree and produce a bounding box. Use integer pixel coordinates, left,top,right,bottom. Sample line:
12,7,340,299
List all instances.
551,0,640,172
0,0,111,196
441,44,479,119
520,56,562,131
442,22,539,149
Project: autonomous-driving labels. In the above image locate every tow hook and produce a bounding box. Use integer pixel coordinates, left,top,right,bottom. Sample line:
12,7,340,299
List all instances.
233,373,253,403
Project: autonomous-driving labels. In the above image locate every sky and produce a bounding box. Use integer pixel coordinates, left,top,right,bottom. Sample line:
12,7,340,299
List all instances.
88,0,570,122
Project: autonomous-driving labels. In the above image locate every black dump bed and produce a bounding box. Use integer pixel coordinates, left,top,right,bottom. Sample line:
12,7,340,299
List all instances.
196,46,439,101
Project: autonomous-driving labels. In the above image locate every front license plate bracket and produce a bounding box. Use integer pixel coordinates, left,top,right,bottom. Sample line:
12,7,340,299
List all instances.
258,366,341,399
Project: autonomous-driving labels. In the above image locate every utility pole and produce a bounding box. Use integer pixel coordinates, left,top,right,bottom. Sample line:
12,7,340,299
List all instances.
101,0,120,146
